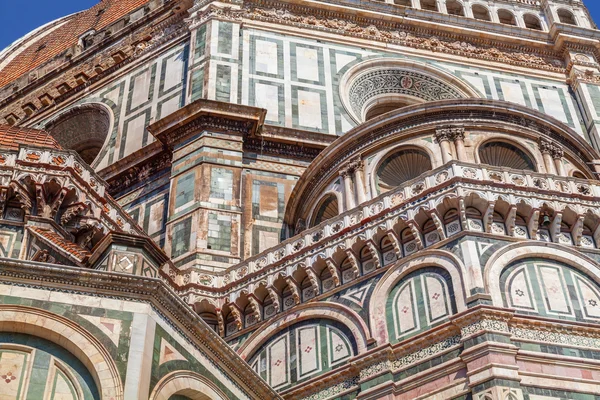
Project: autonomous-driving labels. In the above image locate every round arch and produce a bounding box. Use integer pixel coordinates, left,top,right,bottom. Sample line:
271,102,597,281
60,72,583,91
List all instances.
238,302,370,359
475,139,538,172
339,58,481,123
0,305,123,399
371,145,434,195
150,371,229,400
308,191,342,227
44,102,114,167
484,242,600,307
369,250,468,343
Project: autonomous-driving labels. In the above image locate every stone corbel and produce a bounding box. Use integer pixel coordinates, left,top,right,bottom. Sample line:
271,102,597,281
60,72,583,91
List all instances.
344,250,361,280
0,187,8,216
386,231,403,260
266,286,281,313
247,296,263,323
528,209,540,239
228,304,244,331
285,277,301,305
304,268,320,297
407,222,424,250
482,202,496,233
572,214,585,246
366,241,382,269
48,187,69,219
325,259,341,287
458,198,468,229
549,212,563,243
429,211,446,241
505,205,517,236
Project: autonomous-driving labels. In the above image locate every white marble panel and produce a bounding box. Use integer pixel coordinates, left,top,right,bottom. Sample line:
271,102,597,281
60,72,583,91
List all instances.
297,90,322,129
296,47,319,82
255,40,278,75
255,82,279,122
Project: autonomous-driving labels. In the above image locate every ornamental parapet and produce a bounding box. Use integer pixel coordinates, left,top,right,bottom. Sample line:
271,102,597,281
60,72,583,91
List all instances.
0,145,142,236
174,161,600,307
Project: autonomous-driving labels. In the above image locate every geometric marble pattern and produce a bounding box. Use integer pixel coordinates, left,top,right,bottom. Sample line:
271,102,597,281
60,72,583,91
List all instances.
79,314,122,346
502,260,600,322
159,338,187,366
249,321,354,391
388,268,453,341
340,283,372,307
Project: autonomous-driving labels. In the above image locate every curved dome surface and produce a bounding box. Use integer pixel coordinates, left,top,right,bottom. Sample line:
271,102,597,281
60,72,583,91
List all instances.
0,0,150,88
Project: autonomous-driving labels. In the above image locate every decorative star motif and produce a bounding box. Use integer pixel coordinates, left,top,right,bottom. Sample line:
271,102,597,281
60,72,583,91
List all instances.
335,344,344,352
589,299,598,307
515,289,524,297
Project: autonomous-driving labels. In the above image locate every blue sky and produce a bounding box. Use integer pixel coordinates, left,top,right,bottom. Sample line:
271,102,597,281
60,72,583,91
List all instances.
0,0,599,51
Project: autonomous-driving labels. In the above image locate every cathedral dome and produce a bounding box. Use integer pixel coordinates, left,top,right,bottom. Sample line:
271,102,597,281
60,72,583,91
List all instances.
0,0,151,88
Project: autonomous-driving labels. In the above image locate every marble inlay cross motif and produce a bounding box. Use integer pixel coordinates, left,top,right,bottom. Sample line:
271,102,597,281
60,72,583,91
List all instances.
304,346,312,353
432,293,440,300
402,306,410,314
275,359,282,366
1,371,16,384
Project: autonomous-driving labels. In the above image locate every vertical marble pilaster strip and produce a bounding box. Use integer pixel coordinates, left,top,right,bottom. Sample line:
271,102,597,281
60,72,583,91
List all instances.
124,311,156,400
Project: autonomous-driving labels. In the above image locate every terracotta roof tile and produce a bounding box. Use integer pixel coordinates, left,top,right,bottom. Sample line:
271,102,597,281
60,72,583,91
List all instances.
0,124,62,151
29,226,91,262
0,0,150,87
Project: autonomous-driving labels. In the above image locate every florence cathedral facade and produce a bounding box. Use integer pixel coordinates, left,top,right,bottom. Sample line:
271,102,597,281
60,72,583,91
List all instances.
1,0,600,399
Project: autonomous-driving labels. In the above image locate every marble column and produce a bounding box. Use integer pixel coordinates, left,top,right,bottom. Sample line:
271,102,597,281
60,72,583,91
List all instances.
540,139,557,175
340,169,356,210
434,128,454,164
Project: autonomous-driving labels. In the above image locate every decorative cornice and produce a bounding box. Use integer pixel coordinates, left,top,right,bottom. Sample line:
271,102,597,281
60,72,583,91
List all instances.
196,3,564,73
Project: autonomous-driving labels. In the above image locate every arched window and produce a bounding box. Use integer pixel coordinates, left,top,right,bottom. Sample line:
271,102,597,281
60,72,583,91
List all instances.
501,259,600,321
524,14,543,30
573,170,587,179
310,194,339,227
248,320,356,390
478,141,536,171
46,104,111,166
0,333,99,399
421,0,438,12
498,9,517,26
472,4,491,21
376,148,432,193
446,0,464,16
387,267,456,342
557,9,577,25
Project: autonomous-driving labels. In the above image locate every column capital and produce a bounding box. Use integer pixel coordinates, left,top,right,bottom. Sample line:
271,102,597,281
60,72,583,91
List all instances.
435,126,465,143
539,138,563,159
